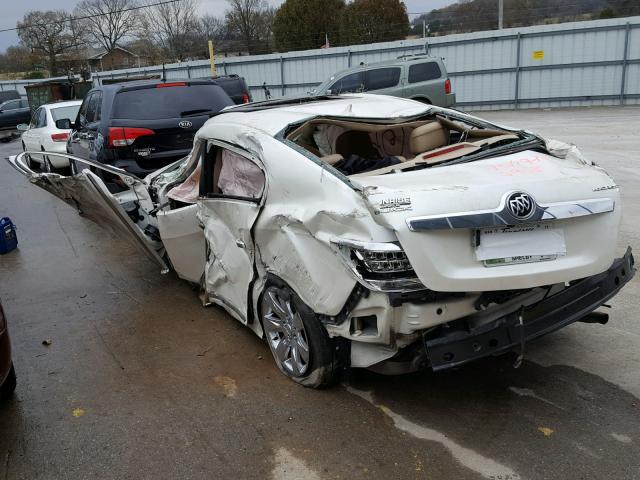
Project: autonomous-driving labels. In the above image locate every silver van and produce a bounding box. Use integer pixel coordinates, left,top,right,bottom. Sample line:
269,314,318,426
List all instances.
311,55,455,107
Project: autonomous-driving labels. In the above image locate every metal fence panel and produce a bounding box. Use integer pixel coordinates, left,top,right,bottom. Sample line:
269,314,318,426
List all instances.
2,15,639,110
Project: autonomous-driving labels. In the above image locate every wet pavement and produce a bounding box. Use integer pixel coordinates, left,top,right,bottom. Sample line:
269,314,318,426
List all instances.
1,106,639,479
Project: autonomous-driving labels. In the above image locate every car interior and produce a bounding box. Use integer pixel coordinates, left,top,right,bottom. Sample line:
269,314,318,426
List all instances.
285,115,521,176
157,115,522,211
163,141,265,209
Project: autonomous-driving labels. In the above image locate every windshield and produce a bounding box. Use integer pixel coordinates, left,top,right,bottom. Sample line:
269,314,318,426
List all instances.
51,105,80,122
112,84,234,120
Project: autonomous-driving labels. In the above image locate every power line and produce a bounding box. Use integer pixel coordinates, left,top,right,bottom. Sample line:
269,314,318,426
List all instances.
0,0,184,34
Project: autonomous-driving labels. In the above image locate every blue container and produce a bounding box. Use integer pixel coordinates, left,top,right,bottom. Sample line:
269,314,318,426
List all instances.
0,217,18,254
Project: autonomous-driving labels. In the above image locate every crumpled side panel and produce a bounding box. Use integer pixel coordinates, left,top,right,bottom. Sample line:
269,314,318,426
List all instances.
28,172,167,270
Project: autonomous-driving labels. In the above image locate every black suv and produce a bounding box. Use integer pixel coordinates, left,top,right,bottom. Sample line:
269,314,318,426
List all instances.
214,75,252,104
58,80,234,177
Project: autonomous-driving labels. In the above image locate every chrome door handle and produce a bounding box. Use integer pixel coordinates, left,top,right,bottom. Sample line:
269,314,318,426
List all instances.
235,239,246,249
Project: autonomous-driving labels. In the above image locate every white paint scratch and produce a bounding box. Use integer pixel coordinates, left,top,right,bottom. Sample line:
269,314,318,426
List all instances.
611,433,632,444
271,447,321,480
508,386,566,410
347,387,520,480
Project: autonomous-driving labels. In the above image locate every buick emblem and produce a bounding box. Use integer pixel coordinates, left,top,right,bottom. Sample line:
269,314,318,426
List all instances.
178,120,193,129
507,192,535,219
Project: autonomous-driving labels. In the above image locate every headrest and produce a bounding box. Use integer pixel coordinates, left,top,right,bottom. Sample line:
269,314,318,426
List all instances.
410,122,448,155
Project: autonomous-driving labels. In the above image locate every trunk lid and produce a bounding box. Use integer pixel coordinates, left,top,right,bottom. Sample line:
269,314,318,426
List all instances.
358,150,620,291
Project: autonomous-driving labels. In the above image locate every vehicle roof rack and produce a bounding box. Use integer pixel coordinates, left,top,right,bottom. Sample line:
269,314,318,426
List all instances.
396,53,431,60
210,95,341,115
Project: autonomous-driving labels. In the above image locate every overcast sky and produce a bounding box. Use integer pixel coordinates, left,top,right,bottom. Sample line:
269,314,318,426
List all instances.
0,0,455,52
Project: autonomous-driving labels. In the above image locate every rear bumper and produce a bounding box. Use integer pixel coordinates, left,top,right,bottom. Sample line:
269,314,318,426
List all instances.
424,247,635,371
444,93,456,107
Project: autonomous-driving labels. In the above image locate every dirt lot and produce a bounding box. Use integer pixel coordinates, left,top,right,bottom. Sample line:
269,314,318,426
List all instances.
1,106,639,480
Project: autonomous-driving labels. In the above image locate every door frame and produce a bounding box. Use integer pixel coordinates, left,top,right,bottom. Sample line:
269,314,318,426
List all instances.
198,139,268,323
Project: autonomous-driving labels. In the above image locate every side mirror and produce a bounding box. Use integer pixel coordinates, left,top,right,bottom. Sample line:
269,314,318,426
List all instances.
16,124,29,132
55,118,73,130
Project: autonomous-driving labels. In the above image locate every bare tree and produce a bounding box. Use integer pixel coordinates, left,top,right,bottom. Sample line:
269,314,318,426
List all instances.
75,0,140,53
140,0,199,61
17,10,83,75
225,0,270,54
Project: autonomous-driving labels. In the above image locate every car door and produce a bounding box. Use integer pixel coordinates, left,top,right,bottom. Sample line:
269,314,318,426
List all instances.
156,141,207,284
22,108,40,153
18,100,32,124
198,141,266,324
0,100,22,128
26,108,47,161
8,152,168,272
363,67,403,96
70,92,101,160
329,71,365,94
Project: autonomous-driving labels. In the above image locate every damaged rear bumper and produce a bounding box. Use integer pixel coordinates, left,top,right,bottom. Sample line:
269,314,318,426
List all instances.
424,247,635,371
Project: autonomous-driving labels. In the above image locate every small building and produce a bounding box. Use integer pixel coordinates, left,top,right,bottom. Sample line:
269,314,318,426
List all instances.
87,46,149,72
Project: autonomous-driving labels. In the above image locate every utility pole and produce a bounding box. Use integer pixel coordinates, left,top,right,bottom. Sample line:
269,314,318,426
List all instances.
498,0,504,29
208,40,217,78
423,19,426,38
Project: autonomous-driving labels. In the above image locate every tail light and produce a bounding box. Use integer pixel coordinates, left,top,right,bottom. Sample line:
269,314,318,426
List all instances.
444,78,452,94
51,132,69,142
156,82,186,88
331,239,425,292
242,91,250,103
108,127,155,148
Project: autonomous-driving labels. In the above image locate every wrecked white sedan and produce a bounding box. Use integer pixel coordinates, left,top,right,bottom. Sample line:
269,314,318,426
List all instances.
9,94,634,388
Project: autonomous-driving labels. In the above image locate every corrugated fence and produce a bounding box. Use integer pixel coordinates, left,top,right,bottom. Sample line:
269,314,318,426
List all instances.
1,15,639,110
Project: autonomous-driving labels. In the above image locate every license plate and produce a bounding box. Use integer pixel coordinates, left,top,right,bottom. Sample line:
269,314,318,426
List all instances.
475,223,566,267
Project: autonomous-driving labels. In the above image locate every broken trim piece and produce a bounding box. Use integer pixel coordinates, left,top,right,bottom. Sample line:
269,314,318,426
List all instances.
406,194,615,231
318,283,369,326
424,247,635,370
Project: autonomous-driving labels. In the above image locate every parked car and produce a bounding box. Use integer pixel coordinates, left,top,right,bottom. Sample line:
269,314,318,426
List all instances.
214,74,252,104
55,80,234,178
0,99,31,133
0,90,21,104
311,54,455,107
9,94,634,388
0,299,16,401
18,100,82,172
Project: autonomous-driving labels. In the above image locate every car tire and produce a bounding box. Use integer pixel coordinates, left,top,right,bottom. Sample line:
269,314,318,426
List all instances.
23,143,37,170
41,148,51,173
0,364,16,401
260,278,344,388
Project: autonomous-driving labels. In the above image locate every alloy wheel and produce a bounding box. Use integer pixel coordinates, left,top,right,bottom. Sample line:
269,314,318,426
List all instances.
262,286,310,377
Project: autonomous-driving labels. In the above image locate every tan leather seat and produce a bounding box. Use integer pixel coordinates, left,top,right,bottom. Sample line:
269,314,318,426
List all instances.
410,122,448,155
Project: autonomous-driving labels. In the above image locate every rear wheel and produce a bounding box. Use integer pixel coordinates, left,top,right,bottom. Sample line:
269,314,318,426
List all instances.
23,143,37,170
0,364,16,401
261,280,344,388
41,147,51,173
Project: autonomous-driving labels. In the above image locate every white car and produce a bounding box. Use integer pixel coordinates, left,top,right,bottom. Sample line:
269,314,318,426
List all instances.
19,100,82,172
8,94,634,388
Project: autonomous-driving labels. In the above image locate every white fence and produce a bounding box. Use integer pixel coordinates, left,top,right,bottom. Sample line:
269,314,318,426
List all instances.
2,16,639,110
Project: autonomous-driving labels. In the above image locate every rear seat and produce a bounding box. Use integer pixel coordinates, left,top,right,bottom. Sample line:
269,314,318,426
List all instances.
409,122,449,156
